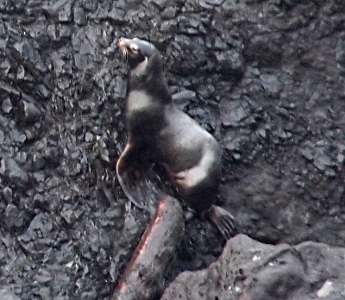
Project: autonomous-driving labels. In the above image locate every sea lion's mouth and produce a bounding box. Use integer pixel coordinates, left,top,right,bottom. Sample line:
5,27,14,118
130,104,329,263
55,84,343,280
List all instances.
118,38,129,61
118,38,139,59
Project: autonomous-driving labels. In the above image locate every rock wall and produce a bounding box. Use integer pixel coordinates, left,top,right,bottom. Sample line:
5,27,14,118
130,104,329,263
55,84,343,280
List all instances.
1,0,345,299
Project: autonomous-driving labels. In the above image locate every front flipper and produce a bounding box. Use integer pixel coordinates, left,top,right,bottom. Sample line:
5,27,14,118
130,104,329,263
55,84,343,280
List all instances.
116,142,146,209
206,205,237,240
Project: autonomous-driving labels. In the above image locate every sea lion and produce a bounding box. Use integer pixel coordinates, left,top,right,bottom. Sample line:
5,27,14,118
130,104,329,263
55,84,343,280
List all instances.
116,37,236,239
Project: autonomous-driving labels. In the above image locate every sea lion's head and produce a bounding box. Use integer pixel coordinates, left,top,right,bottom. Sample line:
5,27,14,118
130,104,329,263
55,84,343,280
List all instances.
118,37,163,82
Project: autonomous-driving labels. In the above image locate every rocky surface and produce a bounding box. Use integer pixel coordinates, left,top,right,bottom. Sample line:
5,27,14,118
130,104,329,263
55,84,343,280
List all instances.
162,234,345,300
1,0,345,299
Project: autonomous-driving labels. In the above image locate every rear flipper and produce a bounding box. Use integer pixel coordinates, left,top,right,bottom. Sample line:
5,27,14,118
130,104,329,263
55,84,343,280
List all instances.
206,205,237,240
116,149,146,210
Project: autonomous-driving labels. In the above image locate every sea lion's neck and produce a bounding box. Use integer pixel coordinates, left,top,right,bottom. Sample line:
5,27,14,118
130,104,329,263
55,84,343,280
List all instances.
127,70,171,104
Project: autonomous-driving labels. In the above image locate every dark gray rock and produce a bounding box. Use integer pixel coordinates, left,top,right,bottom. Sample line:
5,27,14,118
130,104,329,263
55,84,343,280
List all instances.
17,213,58,255
74,6,87,26
107,8,127,25
1,0,345,299
162,234,345,300
0,288,21,300
214,49,244,76
220,100,251,127
18,100,41,125
2,98,12,114
0,158,29,189
172,90,196,109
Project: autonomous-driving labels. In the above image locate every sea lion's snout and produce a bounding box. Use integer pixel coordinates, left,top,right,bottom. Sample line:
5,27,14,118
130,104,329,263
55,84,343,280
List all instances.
118,38,141,60
118,37,130,49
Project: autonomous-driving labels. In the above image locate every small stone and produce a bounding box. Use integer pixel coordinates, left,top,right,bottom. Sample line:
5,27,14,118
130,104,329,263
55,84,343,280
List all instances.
161,7,176,19
11,129,27,144
85,132,93,142
0,158,29,189
18,100,41,125
152,0,169,9
58,2,72,23
0,130,4,144
220,100,251,127
74,6,87,26
5,204,25,228
107,8,127,25
2,187,13,203
2,97,12,114
0,288,21,300
317,280,333,297
214,49,244,75
260,74,282,97
172,90,196,109
44,147,62,168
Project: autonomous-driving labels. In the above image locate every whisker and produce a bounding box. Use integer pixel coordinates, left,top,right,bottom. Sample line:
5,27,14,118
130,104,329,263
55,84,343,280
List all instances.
121,48,128,63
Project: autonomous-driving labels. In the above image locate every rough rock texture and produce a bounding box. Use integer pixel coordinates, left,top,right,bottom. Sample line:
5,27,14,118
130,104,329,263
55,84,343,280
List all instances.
162,234,345,300
1,0,345,299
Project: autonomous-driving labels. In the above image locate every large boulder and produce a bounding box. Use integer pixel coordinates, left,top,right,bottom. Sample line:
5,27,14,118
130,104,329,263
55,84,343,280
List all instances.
162,234,345,300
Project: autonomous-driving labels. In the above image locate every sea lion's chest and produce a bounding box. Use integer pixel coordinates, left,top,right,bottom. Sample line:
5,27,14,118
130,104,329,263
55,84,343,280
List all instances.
126,90,164,136
126,90,153,115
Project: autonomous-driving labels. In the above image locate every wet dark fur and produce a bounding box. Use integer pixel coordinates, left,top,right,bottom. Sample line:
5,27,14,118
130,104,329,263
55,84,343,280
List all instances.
116,37,236,239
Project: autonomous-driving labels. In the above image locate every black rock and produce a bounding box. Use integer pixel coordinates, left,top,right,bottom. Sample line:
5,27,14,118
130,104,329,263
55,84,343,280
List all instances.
220,100,251,127
0,158,29,189
18,100,41,125
2,97,12,114
74,6,87,26
214,49,244,76
172,90,196,109
107,8,127,25
0,289,21,300
162,234,345,300
17,213,57,254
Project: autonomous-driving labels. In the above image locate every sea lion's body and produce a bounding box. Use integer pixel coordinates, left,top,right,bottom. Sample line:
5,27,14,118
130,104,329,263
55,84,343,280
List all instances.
116,38,235,239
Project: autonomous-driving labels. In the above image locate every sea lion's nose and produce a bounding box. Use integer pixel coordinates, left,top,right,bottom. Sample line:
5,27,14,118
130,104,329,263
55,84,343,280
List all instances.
118,37,130,48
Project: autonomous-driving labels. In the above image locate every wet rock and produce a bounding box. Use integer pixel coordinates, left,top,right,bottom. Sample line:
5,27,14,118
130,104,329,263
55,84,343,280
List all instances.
0,288,21,300
12,40,47,74
74,6,87,26
107,8,127,25
2,187,13,203
43,147,62,168
0,129,4,144
172,90,196,109
220,99,251,127
2,97,12,114
161,7,177,19
260,74,282,97
214,49,244,76
17,213,57,255
0,158,29,189
11,128,27,145
18,100,41,125
82,0,98,12
151,0,170,10
1,0,345,299
246,35,283,67
5,204,26,229
58,2,72,23
162,234,345,300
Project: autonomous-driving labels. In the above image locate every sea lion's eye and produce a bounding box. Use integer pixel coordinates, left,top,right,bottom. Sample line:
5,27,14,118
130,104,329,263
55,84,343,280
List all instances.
130,44,139,53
